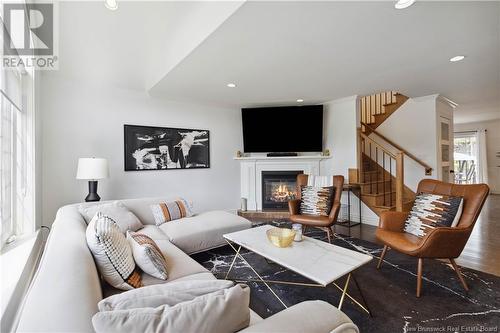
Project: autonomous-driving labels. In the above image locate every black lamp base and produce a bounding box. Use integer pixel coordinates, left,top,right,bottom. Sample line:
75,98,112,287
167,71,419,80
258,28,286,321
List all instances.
85,180,101,202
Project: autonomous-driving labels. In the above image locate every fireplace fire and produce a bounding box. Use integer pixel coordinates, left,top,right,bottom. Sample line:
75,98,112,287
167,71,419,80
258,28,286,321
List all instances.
271,183,296,203
262,171,303,210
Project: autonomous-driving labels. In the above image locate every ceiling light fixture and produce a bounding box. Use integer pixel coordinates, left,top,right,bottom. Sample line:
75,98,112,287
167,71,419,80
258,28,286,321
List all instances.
394,0,415,9
296,99,304,103
449,55,465,62
104,0,118,11
227,83,237,88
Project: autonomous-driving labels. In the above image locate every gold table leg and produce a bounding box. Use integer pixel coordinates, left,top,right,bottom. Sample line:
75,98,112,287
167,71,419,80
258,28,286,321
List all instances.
225,240,288,308
225,245,241,280
223,240,371,315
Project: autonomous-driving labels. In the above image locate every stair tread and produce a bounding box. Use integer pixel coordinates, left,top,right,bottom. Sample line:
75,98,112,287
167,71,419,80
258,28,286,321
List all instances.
362,191,396,197
355,180,392,185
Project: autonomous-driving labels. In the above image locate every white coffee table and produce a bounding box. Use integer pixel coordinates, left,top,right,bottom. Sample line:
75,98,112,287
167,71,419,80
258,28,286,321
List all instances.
223,225,373,315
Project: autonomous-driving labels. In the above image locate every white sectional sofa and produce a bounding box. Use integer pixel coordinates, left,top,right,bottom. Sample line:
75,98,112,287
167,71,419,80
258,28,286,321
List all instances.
16,197,358,333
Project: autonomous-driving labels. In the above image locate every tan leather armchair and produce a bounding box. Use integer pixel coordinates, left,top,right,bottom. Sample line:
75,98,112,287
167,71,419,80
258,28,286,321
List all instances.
288,174,344,243
376,179,490,297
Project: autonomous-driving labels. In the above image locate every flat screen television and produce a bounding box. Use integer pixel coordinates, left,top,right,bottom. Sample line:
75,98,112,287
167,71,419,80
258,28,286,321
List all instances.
242,105,323,153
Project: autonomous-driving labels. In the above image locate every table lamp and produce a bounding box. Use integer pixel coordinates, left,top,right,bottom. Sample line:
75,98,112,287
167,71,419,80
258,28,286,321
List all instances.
76,157,109,202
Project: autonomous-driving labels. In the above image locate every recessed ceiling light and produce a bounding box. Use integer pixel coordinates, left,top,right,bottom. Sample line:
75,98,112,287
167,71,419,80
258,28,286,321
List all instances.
296,99,304,103
227,83,237,88
450,55,465,62
104,0,118,10
394,0,415,9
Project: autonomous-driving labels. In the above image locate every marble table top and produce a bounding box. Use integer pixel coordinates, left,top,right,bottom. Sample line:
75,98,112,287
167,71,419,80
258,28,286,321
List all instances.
224,225,373,286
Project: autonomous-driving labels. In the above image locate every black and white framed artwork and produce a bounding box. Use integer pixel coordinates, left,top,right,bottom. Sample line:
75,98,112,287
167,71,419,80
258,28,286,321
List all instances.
124,124,210,171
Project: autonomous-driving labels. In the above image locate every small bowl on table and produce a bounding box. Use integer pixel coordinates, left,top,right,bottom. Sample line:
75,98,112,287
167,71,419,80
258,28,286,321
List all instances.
266,227,296,248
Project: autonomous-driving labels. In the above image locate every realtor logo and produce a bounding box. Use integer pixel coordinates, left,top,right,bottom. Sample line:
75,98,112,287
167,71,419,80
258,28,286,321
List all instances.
2,2,58,69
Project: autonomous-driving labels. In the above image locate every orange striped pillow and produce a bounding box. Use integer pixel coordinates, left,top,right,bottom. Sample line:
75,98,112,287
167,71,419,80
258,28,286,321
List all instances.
150,199,193,226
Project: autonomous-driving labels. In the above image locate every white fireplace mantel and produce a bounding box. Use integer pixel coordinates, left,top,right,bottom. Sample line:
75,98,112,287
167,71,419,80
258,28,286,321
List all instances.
236,155,331,211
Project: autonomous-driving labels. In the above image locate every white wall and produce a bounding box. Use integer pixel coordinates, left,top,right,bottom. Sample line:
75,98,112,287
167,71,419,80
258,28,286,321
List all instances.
375,95,439,191
322,96,357,178
40,75,242,226
322,96,379,226
454,119,500,194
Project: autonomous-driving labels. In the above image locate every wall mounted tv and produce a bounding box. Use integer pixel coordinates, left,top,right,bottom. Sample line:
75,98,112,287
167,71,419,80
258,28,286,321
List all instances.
242,105,323,153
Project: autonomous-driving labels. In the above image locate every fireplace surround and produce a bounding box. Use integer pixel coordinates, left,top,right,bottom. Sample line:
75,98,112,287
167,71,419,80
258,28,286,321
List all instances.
236,155,330,211
261,171,303,210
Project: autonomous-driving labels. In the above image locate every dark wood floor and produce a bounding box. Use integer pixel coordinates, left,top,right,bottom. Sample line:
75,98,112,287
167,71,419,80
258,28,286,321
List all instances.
333,194,500,277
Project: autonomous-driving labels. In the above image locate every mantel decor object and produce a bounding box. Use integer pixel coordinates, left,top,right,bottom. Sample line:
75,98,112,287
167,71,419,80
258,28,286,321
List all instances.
76,157,109,202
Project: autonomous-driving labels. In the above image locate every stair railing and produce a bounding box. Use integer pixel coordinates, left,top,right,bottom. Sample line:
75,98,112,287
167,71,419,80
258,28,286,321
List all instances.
359,130,405,212
362,122,433,175
360,91,397,133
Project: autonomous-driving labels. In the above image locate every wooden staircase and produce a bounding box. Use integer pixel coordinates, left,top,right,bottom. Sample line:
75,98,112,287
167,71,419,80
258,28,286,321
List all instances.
360,91,409,135
351,91,432,216
358,152,415,215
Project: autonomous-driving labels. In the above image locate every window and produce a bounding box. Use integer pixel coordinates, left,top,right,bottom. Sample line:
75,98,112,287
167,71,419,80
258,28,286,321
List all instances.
1,9,36,249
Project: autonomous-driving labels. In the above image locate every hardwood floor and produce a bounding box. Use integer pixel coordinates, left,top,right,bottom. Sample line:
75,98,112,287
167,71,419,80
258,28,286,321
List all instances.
455,194,500,276
252,194,500,277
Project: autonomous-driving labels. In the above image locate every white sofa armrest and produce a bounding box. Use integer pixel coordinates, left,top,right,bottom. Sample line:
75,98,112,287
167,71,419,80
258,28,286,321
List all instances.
239,300,359,333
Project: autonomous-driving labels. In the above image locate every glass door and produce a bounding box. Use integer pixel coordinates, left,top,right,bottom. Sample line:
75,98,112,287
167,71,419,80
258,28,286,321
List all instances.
454,132,478,184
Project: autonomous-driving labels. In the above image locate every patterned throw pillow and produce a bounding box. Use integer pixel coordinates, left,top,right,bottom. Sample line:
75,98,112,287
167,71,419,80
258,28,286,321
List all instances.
86,213,142,290
300,186,335,216
404,193,464,238
150,198,193,226
127,231,168,280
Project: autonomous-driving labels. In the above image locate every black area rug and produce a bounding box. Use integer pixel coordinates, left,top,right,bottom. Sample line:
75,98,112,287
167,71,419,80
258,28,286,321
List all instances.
192,221,500,333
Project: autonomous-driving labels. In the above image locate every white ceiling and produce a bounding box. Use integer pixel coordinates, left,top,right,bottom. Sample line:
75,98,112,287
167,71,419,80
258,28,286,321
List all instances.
149,1,500,123
55,1,500,123
51,1,241,91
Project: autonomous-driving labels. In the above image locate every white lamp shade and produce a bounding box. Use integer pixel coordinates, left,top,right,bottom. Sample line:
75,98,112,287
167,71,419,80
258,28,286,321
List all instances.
76,158,109,180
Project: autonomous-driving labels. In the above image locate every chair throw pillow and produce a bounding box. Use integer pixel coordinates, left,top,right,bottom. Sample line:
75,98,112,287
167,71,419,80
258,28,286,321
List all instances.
300,186,335,216
92,284,251,333
79,201,143,233
86,213,142,290
98,279,235,311
150,198,193,226
126,231,168,280
404,192,464,238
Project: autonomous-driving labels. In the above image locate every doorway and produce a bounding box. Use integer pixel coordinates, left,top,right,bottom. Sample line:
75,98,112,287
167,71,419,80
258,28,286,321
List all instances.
454,131,479,184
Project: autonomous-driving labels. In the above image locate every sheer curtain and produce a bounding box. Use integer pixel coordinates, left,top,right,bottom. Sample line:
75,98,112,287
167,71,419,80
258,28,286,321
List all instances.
476,130,488,184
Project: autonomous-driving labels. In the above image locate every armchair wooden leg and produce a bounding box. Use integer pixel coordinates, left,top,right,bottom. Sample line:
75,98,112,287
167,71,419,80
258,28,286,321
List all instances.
417,258,423,298
449,259,469,291
377,245,388,269
325,228,332,243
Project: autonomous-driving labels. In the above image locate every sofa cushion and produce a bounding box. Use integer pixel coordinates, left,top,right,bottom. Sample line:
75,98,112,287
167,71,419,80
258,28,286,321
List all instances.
79,201,144,232
159,211,252,254
127,231,168,280
119,197,190,225
150,198,194,225
86,213,142,290
98,279,235,311
144,238,209,284
239,300,358,333
136,224,170,240
92,284,251,333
